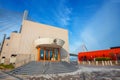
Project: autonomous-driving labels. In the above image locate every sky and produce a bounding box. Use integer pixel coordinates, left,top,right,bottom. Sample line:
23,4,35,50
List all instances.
0,0,120,55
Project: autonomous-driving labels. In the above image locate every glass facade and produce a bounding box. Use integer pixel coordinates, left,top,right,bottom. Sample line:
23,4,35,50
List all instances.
38,47,60,61
40,49,44,60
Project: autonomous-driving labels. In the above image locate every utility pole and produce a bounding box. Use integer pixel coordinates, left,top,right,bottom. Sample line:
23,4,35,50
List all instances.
0,34,6,56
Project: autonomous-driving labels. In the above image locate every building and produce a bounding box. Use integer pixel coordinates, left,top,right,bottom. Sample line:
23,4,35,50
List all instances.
78,47,120,61
0,20,69,64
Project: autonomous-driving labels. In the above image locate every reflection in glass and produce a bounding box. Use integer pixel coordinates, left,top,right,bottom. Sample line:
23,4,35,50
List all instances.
50,51,52,60
54,49,58,60
46,50,49,60
39,48,59,61
40,49,44,60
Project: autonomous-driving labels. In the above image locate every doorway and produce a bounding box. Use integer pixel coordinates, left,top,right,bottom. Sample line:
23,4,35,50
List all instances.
38,47,60,61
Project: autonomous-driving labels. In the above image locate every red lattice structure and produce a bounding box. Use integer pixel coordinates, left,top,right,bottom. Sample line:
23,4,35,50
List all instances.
78,48,120,61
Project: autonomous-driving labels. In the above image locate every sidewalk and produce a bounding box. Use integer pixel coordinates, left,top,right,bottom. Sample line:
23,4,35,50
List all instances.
0,71,20,80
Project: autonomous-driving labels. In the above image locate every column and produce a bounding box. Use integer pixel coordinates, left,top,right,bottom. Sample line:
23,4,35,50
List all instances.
37,47,40,61
48,50,50,61
53,49,55,61
58,48,60,61
44,48,46,61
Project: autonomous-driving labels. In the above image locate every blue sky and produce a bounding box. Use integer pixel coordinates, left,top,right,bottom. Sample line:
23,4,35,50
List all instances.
0,0,120,54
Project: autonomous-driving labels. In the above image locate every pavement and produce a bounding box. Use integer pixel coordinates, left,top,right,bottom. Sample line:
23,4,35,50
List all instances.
0,71,20,80
0,63,120,80
9,61,78,75
15,65,120,80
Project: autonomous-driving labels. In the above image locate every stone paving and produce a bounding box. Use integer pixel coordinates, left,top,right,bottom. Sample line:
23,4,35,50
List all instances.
15,65,120,80
0,65,120,80
0,71,19,80
17,70,120,80
9,61,78,75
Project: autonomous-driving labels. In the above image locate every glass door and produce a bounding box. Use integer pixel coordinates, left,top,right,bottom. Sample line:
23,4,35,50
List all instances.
39,48,59,61
54,49,58,60
40,49,44,60
50,50,53,60
45,50,49,60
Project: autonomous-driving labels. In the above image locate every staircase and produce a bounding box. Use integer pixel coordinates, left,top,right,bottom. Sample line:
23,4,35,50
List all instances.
9,61,78,75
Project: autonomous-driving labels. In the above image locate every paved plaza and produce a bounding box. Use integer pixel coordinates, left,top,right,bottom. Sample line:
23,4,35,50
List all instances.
0,71,19,80
0,65,120,80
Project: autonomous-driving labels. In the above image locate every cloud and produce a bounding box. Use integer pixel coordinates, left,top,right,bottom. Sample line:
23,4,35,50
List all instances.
80,1,120,50
54,0,72,28
25,0,72,29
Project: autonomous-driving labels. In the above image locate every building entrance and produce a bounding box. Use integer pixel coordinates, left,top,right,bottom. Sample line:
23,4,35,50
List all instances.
37,47,60,61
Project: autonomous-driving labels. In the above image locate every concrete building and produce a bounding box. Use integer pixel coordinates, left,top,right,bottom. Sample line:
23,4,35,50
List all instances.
0,20,70,64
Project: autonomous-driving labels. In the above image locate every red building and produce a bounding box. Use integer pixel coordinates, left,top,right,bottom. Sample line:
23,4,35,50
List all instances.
78,47,120,61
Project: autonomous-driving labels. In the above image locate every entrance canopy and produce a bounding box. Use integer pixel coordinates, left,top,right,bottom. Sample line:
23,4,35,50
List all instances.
34,38,65,48
34,38,65,61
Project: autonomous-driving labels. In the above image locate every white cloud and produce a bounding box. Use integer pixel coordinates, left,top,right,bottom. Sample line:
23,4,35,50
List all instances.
79,1,120,50
55,0,72,27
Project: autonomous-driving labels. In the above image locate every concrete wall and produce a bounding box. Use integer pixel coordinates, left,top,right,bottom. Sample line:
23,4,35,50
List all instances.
0,33,21,64
20,20,69,62
0,39,10,59
0,20,69,63
8,33,21,56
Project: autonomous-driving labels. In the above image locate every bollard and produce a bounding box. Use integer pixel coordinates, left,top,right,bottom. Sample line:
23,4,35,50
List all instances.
105,61,107,65
115,61,118,64
102,61,104,66
82,61,85,64
108,61,110,65
88,61,91,65
96,61,98,66
110,61,112,66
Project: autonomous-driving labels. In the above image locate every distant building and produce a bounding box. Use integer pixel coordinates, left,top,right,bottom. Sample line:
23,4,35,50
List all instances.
78,47,120,61
0,20,69,64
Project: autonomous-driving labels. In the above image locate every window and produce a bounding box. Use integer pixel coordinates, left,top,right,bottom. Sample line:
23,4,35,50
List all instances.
2,56,5,58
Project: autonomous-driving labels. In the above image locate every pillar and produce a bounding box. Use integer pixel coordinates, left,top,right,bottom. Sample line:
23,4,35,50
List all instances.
48,50,50,61
53,49,55,61
58,48,60,61
44,48,46,61
37,48,40,61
